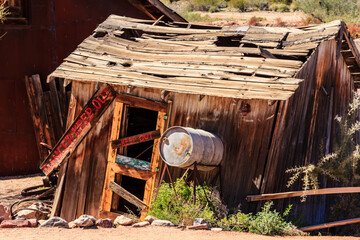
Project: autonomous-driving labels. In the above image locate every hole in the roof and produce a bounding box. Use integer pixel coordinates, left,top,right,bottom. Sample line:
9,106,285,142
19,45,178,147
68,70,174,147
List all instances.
93,31,107,38
121,61,133,67
107,61,117,67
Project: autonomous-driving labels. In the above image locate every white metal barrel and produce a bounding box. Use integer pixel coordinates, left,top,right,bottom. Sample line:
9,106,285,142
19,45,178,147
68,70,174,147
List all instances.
159,127,224,169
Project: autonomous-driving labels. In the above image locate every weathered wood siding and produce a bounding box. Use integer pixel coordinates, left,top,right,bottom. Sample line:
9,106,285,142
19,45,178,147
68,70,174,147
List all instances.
60,82,114,221
261,39,353,225
58,40,353,224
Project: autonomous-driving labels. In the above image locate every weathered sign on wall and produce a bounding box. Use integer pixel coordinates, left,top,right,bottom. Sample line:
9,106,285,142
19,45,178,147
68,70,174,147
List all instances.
111,130,160,149
40,84,117,175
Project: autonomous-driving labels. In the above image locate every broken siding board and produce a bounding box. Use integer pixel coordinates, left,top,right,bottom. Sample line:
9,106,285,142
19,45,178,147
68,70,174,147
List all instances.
40,84,117,176
60,82,97,221
100,101,124,213
51,93,78,218
84,102,115,218
25,75,52,162
109,181,148,210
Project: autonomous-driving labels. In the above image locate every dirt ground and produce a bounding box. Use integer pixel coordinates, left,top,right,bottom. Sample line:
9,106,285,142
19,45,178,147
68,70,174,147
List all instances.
196,10,308,26
1,174,360,240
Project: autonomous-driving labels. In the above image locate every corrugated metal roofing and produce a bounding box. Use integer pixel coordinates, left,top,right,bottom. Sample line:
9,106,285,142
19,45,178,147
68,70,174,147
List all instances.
48,15,358,100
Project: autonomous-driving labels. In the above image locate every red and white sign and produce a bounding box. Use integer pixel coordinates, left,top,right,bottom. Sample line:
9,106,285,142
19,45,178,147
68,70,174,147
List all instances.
40,84,117,175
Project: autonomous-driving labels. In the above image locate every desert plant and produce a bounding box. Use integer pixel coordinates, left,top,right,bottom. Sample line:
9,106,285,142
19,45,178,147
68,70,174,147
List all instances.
0,3,8,23
228,0,249,11
217,201,304,235
188,0,225,11
148,176,226,225
269,2,290,11
295,0,360,24
287,91,360,201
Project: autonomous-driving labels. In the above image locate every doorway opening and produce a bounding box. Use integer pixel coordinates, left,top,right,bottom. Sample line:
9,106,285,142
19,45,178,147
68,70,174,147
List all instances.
115,106,158,215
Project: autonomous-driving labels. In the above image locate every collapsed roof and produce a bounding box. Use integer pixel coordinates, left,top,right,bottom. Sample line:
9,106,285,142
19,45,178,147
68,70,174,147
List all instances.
48,15,360,100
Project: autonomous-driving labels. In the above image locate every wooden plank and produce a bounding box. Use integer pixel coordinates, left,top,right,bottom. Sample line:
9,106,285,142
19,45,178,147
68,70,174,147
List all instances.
48,79,64,139
100,101,124,212
49,70,295,100
109,162,156,181
25,75,52,162
141,111,166,220
40,84,117,176
300,218,360,232
50,93,78,218
112,129,160,149
116,93,167,112
109,181,148,210
247,187,360,202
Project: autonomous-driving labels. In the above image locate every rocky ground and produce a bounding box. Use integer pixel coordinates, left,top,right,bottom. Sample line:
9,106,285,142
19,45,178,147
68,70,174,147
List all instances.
1,174,360,239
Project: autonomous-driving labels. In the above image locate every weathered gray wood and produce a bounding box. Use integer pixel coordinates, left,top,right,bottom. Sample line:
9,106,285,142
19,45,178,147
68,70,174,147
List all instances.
109,181,148,210
300,218,360,232
247,187,360,202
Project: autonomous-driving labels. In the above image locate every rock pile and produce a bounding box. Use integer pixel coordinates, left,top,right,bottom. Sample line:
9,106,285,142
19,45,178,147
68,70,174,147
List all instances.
0,205,222,231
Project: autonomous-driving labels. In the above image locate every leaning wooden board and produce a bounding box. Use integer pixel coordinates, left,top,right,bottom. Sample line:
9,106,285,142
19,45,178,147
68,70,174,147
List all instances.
40,84,117,175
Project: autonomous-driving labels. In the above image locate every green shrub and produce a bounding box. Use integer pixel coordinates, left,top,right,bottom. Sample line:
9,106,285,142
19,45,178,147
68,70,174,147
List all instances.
295,0,360,24
181,12,216,22
248,202,294,235
287,92,360,200
228,0,248,11
148,177,225,225
217,202,303,236
188,0,224,11
269,3,290,12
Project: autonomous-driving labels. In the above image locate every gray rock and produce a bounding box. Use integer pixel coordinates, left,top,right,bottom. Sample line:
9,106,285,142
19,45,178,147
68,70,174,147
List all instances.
211,227,223,231
194,218,208,226
144,215,157,224
132,221,150,227
96,218,113,228
74,215,96,227
38,220,46,225
0,205,11,221
114,215,133,226
151,220,174,227
187,224,208,230
68,221,77,228
16,202,49,220
40,217,69,228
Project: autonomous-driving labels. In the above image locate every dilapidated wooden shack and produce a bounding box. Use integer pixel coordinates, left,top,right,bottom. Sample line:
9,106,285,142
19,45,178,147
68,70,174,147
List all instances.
46,15,360,225
0,0,185,176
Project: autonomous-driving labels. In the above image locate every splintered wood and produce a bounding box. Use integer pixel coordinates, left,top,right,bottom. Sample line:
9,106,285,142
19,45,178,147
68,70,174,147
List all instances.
47,17,352,101
40,84,116,175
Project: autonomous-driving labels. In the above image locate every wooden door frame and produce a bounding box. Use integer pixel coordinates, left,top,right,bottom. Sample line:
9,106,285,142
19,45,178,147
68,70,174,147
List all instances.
100,92,170,220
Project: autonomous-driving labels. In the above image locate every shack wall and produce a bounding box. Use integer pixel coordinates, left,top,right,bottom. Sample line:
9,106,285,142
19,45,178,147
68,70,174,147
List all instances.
0,0,151,176
58,40,354,225
261,39,353,225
